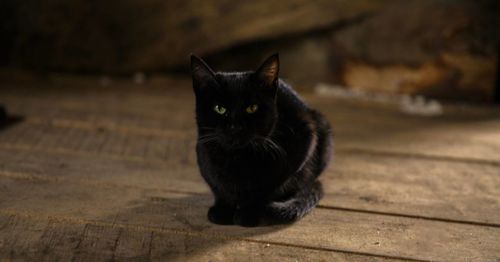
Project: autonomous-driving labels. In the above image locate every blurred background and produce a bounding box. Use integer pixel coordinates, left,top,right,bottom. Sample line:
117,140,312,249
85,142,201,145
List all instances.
0,0,499,103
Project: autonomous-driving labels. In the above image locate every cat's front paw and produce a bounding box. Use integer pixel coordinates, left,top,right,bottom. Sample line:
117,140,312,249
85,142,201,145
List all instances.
233,209,262,227
208,205,234,225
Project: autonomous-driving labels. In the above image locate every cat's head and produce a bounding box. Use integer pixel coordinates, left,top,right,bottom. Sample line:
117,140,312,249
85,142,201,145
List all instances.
191,54,280,148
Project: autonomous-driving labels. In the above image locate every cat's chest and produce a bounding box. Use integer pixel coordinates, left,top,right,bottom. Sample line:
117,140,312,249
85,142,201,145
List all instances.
211,147,281,177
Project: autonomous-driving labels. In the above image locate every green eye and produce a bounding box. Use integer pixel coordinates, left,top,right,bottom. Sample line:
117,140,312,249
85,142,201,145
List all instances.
246,104,259,114
214,105,227,115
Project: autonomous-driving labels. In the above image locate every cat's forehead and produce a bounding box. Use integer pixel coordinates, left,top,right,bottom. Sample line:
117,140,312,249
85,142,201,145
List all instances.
215,71,255,92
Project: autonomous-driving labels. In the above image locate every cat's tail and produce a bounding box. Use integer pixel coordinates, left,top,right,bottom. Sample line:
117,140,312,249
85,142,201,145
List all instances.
265,181,323,224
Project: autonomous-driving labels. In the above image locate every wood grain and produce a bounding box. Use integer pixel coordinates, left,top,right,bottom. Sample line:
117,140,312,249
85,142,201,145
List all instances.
1,178,499,262
1,79,499,261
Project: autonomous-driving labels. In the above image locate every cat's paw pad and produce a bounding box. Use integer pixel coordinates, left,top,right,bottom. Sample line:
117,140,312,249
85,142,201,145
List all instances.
207,205,234,225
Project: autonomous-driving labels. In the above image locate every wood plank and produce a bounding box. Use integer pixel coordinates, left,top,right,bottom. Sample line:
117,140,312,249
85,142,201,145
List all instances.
0,213,48,260
72,224,123,262
1,141,498,226
322,151,500,225
1,90,196,131
36,220,85,262
0,122,196,165
313,96,500,163
3,89,500,164
0,178,498,262
0,214,400,262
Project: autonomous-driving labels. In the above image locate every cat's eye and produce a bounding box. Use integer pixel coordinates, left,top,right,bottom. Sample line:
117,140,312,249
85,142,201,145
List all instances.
246,104,259,114
213,105,227,115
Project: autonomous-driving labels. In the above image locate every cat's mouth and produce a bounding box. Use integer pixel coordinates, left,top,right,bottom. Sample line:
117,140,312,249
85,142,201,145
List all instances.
223,136,252,148
219,131,265,149
198,130,254,148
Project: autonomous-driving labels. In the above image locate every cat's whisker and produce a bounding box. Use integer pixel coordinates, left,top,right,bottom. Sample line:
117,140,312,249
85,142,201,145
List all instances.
253,136,286,161
260,140,277,160
270,139,287,159
198,133,220,145
199,126,217,131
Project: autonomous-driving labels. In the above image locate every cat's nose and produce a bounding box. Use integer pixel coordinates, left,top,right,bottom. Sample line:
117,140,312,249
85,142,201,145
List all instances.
229,124,242,133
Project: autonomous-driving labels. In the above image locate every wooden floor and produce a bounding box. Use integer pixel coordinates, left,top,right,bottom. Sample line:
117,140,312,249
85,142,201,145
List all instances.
0,76,499,261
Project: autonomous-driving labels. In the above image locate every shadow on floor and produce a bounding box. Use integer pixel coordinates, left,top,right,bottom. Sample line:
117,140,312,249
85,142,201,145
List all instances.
99,193,291,261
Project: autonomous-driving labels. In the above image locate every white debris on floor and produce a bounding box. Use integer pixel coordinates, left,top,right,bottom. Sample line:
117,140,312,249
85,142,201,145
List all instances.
400,96,443,117
314,83,443,117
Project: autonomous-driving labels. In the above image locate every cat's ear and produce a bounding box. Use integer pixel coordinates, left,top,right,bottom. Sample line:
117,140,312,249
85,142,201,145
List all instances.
190,55,217,89
256,53,279,87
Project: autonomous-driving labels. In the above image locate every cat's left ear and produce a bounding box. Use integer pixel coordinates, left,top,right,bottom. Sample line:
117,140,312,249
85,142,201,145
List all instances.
256,53,279,87
190,55,217,89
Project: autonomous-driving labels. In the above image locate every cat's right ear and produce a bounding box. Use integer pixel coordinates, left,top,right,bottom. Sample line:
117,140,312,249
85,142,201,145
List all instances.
190,55,217,92
256,53,279,88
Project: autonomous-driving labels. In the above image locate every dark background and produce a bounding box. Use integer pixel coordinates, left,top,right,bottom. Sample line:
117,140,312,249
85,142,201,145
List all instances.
1,0,498,103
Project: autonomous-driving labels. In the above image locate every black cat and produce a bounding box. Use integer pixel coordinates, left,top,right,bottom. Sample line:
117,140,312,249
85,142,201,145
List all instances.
191,53,332,227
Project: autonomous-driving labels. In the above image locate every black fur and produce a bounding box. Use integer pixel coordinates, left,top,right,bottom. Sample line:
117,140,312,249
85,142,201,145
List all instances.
191,54,333,227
